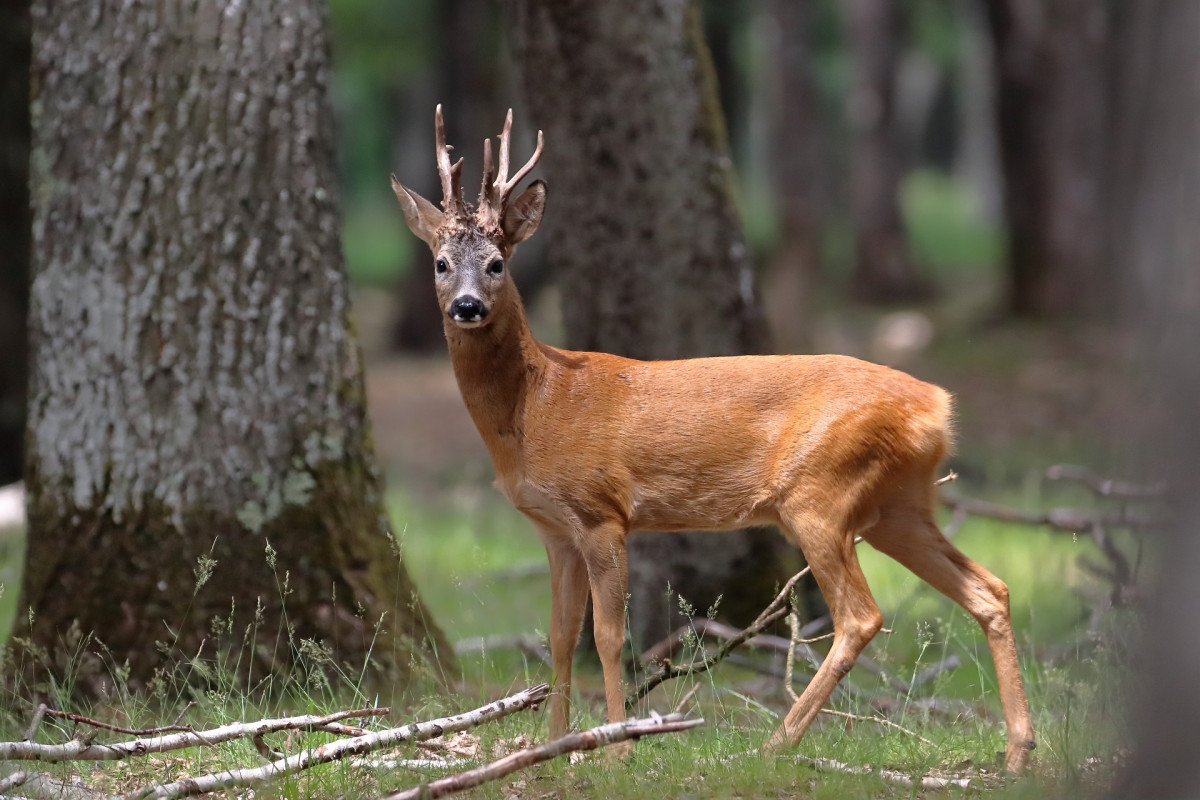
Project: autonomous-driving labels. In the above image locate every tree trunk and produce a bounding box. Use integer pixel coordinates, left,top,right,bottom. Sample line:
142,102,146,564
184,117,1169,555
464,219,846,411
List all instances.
1109,3,1200,795
13,0,452,698
844,0,930,303
983,0,1112,317
506,0,816,653
762,0,823,352
0,0,30,486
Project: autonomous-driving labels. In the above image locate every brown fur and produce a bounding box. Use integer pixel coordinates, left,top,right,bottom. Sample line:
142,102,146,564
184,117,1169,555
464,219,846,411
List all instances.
391,109,1035,772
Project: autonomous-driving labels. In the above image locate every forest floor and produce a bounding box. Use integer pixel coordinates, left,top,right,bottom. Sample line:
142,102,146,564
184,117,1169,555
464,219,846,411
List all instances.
0,300,1140,799
345,300,1140,799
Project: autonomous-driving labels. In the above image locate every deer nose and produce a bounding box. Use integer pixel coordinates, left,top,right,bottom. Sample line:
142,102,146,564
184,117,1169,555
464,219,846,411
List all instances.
449,295,488,325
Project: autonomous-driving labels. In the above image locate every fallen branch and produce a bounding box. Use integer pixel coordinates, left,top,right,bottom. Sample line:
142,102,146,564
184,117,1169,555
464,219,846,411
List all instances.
817,709,935,747
28,705,197,738
0,771,100,800
1,707,389,763
381,714,704,800
1045,464,1165,500
790,755,973,790
127,684,550,800
638,614,829,668
939,493,1155,533
625,567,812,710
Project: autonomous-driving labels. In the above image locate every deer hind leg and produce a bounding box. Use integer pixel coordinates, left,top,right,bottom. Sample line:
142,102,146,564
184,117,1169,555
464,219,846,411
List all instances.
540,533,591,740
862,498,1036,772
765,507,884,753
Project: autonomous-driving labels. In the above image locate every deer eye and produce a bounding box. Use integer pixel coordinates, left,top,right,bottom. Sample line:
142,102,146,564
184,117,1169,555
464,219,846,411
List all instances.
488,259,505,275
435,258,448,274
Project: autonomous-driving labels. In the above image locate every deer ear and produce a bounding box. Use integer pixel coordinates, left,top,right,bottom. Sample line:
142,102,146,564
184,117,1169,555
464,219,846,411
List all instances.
502,180,546,246
391,174,444,249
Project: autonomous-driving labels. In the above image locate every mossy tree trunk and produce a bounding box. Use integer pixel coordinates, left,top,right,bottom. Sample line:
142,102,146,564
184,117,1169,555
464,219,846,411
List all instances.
506,0,819,652
13,0,452,697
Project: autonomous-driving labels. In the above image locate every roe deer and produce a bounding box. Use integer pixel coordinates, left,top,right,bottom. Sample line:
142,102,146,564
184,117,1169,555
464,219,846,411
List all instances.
391,106,1035,772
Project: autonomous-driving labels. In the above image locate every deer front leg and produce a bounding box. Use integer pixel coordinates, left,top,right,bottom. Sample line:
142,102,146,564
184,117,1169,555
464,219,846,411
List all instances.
541,533,591,739
583,531,631,736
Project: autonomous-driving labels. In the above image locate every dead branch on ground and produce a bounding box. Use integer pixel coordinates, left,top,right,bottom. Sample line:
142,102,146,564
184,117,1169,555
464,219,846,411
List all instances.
789,755,974,790
0,686,551,800
624,566,812,710
380,714,704,800
4,706,390,763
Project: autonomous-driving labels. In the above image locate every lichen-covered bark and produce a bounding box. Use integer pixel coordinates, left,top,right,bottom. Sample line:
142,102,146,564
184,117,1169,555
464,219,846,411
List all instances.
506,0,813,649
13,0,452,696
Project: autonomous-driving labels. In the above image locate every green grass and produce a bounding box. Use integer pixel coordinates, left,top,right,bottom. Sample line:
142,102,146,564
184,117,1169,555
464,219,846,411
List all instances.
0,490,1131,798
392,490,1131,797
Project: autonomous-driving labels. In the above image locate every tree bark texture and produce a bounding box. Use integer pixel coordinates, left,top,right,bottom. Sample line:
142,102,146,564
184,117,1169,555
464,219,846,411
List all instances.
506,0,813,651
983,0,1112,317
1109,3,1200,796
14,0,452,696
0,0,30,486
844,0,929,304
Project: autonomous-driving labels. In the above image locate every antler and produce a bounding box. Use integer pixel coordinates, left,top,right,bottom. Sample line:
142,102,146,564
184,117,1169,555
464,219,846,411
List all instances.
477,109,544,231
435,104,465,217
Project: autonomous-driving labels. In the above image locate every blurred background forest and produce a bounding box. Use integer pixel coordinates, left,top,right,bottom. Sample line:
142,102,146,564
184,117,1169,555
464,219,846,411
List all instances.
2,0,1198,794
317,0,1129,498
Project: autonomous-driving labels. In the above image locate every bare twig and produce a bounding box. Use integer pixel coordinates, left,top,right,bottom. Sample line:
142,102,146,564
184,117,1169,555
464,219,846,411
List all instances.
789,755,973,789
381,714,704,800
126,685,550,800
940,493,1156,533
817,709,935,746
0,706,390,763
0,771,31,792
23,706,46,743
168,703,196,728
0,771,101,800
784,611,802,703
626,567,812,709
1045,464,1166,500
934,471,958,487
38,708,196,737
673,685,702,714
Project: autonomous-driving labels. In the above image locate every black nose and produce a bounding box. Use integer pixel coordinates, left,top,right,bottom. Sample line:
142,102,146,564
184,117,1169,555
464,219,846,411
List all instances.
450,295,487,321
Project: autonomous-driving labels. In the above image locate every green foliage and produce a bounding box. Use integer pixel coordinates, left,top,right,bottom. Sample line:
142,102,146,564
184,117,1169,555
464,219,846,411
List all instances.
900,169,1003,279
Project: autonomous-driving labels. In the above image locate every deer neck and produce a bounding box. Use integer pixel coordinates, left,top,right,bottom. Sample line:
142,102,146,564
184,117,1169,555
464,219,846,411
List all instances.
443,297,546,464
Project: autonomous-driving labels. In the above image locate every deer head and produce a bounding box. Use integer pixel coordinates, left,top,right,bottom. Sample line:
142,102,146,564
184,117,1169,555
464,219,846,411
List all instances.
391,106,546,330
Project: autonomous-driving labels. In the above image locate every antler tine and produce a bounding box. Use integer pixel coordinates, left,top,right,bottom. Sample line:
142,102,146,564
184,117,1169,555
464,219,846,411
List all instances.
479,136,495,208
498,128,544,203
434,104,460,214
497,109,513,189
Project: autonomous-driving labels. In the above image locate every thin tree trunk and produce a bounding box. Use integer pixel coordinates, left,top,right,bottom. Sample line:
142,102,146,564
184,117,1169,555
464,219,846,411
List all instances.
0,0,30,486
13,0,452,697
506,0,813,652
844,0,929,303
762,0,823,352
983,0,1111,318
1110,2,1200,795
